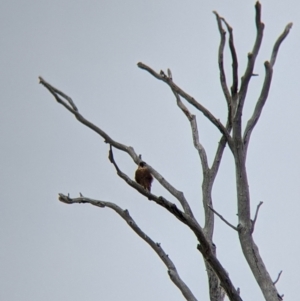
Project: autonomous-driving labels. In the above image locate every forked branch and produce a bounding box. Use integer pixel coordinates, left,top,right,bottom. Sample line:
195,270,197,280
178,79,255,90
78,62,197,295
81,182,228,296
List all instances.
208,11,236,179
58,194,198,301
108,145,191,223
109,146,241,301
243,22,292,152
39,77,137,157
40,75,240,298
171,88,209,171
39,76,193,217
137,62,234,151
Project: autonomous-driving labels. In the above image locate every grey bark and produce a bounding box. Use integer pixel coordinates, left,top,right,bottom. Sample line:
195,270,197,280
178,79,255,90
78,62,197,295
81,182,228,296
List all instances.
39,2,292,301
58,194,198,301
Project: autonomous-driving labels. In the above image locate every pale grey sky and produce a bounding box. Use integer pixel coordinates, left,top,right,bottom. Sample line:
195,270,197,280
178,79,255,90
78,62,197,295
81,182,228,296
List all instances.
1,1,299,300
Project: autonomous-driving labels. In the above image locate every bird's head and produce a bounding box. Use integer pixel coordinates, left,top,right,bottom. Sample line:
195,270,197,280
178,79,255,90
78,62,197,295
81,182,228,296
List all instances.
139,161,146,167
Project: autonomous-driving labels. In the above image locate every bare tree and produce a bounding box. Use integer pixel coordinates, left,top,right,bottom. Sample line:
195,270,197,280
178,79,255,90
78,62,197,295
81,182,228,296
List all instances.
39,2,292,301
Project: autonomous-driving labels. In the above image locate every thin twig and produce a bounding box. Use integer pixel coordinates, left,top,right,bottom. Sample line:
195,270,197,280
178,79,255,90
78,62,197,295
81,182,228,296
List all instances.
220,17,239,99
273,270,283,285
171,88,209,171
39,77,78,112
58,193,198,301
208,205,238,231
213,11,232,113
39,77,136,154
251,201,263,233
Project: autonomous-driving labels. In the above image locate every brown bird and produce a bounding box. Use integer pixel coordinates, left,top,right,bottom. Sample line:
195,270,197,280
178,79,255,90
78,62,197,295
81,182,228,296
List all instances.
135,162,153,192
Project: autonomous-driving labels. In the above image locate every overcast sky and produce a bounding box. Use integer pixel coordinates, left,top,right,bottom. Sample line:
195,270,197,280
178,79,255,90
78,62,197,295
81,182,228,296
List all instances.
1,0,299,300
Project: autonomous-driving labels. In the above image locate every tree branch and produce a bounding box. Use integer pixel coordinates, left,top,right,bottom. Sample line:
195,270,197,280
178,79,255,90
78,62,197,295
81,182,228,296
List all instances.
235,1,264,130
39,77,137,157
208,206,238,231
137,62,234,151
206,12,237,178
39,76,78,112
39,77,194,217
270,23,293,67
251,201,263,233
210,119,232,181
40,72,242,301
208,13,237,180
168,71,227,301
171,88,209,171
58,194,198,301
220,17,239,99
243,22,292,153
108,145,193,222
41,79,241,299
109,146,241,301
108,145,194,217
243,62,272,154
273,270,283,286
213,11,232,114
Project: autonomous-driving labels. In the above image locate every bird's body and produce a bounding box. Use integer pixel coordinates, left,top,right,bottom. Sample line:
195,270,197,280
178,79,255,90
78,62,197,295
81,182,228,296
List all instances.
135,162,153,192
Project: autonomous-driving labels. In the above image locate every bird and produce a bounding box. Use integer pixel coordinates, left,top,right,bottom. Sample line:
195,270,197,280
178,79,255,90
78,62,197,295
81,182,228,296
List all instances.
135,162,153,192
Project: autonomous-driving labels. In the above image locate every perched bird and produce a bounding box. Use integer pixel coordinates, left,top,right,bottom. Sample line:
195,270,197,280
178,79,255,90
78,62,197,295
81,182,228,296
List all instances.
135,162,153,192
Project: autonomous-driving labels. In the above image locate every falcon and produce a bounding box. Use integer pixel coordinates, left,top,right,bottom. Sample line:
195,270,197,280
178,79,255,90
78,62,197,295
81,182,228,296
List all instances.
135,162,153,192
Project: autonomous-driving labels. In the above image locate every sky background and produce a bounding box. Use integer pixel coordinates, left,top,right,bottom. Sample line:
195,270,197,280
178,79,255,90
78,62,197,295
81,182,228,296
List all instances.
0,0,299,300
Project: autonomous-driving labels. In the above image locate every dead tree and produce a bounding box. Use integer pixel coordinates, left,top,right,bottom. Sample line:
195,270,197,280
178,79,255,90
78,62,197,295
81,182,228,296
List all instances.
39,2,292,301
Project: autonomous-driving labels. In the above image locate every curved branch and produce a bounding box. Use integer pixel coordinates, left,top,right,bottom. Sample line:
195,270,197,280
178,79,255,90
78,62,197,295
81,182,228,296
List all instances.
213,11,232,113
58,194,198,301
235,2,264,130
243,62,273,153
171,89,209,171
39,77,193,217
273,270,283,286
137,62,234,151
39,76,78,112
243,23,292,153
220,17,239,99
270,23,293,67
208,13,237,180
39,77,137,156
